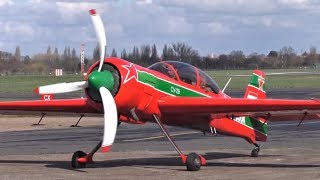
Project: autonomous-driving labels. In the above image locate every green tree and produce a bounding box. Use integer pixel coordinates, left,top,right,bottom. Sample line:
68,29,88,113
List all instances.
217,54,229,70
53,47,60,68
268,50,278,58
229,50,245,69
140,45,151,65
111,48,117,57
121,49,128,60
304,46,318,67
15,46,21,60
279,46,298,68
150,44,159,64
162,44,169,60
71,48,76,59
129,46,140,63
47,46,52,55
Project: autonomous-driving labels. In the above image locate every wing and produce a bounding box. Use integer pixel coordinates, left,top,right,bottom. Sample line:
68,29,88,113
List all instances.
0,98,101,115
158,97,320,121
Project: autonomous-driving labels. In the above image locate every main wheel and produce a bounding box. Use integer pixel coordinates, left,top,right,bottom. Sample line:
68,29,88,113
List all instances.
186,152,201,171
251,147,260,157
71,151,87,168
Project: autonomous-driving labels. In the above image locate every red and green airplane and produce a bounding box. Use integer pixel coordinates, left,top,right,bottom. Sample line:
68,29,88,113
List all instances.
1,9,320,171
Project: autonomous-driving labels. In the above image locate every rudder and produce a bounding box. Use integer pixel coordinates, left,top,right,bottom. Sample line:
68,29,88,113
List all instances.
244,70,268,142
244,70,266,99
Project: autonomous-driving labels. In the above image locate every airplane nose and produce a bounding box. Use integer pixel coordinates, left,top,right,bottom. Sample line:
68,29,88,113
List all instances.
88,70,115,91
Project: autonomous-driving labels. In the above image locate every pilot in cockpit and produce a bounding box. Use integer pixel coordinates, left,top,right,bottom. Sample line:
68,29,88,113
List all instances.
200,78,213,93
164,64,176,79
167,68,175,79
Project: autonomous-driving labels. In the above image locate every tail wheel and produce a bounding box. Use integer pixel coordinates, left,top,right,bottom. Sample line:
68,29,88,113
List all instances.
251,147,260,157
71,151,87,168
186,152,201,171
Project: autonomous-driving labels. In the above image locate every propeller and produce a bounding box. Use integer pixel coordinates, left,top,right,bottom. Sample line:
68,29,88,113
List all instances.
99,87,118,152
34,81,87,94
89,9,106,72
35,9,108,95
35,9,118,152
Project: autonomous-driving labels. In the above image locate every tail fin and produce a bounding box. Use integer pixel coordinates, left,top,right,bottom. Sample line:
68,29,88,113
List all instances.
244,70,267,142
244,70,266,99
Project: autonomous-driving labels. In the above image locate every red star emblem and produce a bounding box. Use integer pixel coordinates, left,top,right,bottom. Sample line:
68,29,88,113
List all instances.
258,78,264,90
122,63,137,84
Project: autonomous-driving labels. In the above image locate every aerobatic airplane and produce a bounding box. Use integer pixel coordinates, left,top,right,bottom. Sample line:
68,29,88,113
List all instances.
1,9,320,171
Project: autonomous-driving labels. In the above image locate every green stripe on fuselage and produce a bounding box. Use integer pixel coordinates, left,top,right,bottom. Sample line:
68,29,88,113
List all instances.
137,71,207,97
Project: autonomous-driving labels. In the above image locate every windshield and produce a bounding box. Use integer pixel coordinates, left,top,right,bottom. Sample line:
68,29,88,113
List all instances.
198,70,220,94
148,62,178,80
148,61,220,94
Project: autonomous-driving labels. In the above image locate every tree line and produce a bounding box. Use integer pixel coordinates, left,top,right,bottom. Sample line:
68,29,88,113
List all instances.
111,43,319,70
0,43,319,75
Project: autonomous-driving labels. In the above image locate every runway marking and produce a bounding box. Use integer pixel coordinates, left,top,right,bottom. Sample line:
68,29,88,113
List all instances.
123,131,200,142
269,121,320,127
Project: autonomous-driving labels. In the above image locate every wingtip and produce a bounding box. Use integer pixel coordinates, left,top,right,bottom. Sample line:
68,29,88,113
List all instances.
34,87,39,94
89,9,97,15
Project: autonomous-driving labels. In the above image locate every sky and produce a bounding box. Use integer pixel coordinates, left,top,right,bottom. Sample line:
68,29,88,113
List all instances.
1,0,320,57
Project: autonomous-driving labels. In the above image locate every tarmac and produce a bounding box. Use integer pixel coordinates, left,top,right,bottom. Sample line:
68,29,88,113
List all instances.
0,89,320,179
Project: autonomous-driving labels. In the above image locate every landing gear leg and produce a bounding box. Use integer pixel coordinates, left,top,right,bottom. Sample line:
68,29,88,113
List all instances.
71,140,102,168
31,113,46,126
251,143,260,157
152,114,206,171
70,114,85,127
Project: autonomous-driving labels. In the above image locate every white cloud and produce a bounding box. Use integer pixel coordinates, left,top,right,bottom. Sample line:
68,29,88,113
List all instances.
240,16,290,28
107,23,124,37
277,0,309,6
0,0,13,7
206,22,231,34
3,22,35,37
279,21,297,28
166,17,193,35
262,16,272,27
27,0,43,3
137,0,153,5
56,2,107,22
2,0,320,56
157,0,277,14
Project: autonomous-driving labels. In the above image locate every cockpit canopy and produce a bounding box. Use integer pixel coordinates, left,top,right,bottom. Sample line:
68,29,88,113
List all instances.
148,61,220,94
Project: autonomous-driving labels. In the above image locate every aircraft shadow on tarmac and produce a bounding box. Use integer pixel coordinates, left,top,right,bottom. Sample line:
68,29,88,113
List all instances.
0,152,319,172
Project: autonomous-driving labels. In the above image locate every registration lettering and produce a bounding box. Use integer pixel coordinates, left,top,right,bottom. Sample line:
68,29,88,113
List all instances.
170,86,180,95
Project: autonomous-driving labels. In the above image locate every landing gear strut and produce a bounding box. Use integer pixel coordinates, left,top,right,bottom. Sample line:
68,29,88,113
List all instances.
31,113,46,126
153,114,206,171
71,141,102,168
251,143,260,157
70,114,85,127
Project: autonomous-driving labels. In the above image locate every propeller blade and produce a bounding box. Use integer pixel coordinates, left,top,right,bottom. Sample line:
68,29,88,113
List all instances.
35,81,87,95
89,9,106,72
99,87,118,152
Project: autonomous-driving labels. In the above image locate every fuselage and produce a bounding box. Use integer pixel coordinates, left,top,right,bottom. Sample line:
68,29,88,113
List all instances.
84,57,266,144
85,58,224,126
